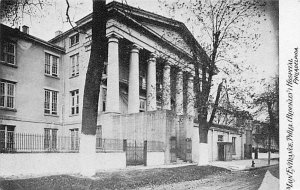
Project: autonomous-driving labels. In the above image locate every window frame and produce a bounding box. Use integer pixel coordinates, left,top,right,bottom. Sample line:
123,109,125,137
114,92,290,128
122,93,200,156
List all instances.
70,53,79,77
44,52,59,78
0,80,16,110
232,137,236,155
44,89,58,115
217,135,223,142
0,125,15,153
0,40,16,66
70,89,79,115
70,33,79,47
70,128,79,151
44,128,58,150
139,98,146,112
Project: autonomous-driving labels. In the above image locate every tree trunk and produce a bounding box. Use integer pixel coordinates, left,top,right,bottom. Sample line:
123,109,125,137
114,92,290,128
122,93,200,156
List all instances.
81,0,107,135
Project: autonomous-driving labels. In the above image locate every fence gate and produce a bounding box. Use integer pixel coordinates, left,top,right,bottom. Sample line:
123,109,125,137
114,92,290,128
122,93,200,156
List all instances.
125,140,146,166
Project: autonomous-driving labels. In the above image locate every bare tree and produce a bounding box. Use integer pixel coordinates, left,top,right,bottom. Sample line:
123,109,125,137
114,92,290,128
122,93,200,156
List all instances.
160,0,266,144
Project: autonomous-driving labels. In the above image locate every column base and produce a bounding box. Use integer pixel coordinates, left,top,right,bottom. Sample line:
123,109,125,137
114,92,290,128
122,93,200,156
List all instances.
198,143,209,166
79,134,96,177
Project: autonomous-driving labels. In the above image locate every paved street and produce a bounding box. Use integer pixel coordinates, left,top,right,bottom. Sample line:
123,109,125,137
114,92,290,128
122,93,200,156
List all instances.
0,164,278,190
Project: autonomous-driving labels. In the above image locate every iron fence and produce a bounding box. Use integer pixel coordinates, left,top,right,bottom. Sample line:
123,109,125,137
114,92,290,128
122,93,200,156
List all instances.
96,138,124,152
0,132,80,153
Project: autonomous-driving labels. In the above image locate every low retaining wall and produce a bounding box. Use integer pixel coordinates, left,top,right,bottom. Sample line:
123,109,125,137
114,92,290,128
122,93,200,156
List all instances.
0,152,126,177
147,152,165,166
95,152,126,170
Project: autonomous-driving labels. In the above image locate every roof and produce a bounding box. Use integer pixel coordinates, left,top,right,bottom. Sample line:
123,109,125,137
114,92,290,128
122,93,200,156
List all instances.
0,24,65,53
49,1,210,63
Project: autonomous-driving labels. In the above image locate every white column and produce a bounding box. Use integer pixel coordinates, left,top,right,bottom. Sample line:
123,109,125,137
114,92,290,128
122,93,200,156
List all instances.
162,62,171,110
128,44,141,114
187,75,195,116
106,34,121,113
146,53,156,111
175,69,183,115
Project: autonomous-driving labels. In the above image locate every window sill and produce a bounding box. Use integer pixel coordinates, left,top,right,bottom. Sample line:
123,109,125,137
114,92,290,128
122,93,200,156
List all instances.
44,114,59,117
69,114,79,117
69,75,79,79
69,43,79,48
0,107,17,112
0,61,17,68
45,74,60,79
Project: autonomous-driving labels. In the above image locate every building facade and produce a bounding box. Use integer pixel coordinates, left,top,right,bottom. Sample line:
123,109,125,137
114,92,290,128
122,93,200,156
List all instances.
1,2,248,166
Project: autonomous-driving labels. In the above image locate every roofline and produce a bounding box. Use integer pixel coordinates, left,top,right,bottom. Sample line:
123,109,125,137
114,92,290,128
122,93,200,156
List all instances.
49,1,209,61
1,24,65,53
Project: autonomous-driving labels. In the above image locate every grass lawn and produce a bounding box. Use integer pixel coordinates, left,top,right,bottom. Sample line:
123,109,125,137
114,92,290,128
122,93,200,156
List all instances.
0,165,229,190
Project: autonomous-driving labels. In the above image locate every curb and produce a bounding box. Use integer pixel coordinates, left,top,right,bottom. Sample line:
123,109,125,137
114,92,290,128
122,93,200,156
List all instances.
241,163,279,171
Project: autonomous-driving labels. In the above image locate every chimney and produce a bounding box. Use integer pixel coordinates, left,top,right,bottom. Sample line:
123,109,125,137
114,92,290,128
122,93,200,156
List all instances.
55,30,63,37
22,25,29,34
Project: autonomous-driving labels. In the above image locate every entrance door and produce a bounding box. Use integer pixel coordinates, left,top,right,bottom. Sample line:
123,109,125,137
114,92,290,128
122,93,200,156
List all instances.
218,144,225,161
126,140,146,166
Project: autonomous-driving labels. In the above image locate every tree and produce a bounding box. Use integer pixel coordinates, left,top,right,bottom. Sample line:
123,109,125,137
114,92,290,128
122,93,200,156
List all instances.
0,0,50,25
253,76,279,164
160,0,266,144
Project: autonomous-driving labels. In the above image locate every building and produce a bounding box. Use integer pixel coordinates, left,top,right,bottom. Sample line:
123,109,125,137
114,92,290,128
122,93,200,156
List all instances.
0,2,250,176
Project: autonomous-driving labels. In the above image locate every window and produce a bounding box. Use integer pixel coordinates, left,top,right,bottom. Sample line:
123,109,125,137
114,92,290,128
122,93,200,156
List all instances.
70,90,79,115
232,137,236,154
70,33,79,46
96,125,103,148
0,125,15,152
70,128,79,150
0,81,15,109
44,89,58,115
70,54,79,77
0,40,16,65
139,99,146,112
102,88,107,112
45,53,59,77
218,135,223,142
44,128,57,150
102,62,108,76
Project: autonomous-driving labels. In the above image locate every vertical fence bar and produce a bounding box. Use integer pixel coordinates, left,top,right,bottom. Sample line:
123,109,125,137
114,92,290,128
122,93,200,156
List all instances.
143,140,147,166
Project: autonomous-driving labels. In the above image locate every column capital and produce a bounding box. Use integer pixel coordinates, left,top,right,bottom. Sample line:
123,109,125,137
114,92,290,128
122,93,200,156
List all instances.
147,53,156,62
106,32,123,41
130,43,143,53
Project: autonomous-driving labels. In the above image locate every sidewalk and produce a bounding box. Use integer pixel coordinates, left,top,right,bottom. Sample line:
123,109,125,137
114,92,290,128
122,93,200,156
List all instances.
209,158,279,171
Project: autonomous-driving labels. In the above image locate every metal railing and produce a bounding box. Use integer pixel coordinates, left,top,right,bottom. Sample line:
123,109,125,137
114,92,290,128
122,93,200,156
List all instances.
96,138,124,152
0,132,80,153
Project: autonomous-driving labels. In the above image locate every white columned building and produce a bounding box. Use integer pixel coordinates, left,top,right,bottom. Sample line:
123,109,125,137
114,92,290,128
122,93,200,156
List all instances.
146,53,157,111
175,69,184,115
162,62,171,110
128,44,141,114
106,33,121,113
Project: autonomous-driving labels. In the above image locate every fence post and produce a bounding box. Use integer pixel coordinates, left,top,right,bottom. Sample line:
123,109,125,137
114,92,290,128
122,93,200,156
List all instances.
144,140,147,166
123,139,127,152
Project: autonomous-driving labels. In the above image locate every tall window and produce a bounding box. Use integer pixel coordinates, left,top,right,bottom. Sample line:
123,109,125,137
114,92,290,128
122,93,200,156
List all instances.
0,125,15,152
0,40,16,65
139,99,146,112
70,33,79,47
0,81,15,109
44,89,58,115
70,54,79,77
44,128,57,150
70,90,79,115
70,128,79,150
102,88,106,112
45,53,59,77
232,137,236,154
